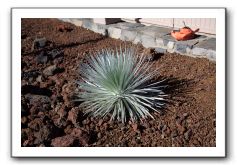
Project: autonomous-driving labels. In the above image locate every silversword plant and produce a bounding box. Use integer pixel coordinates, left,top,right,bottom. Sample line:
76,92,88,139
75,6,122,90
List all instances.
76,47,167,123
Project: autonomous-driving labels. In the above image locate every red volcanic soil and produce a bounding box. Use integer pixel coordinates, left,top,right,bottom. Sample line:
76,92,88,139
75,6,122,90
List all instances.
21,18,216,147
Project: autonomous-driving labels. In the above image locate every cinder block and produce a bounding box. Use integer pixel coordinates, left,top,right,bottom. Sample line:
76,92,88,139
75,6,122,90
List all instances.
191,47,208,56
108,27,122,39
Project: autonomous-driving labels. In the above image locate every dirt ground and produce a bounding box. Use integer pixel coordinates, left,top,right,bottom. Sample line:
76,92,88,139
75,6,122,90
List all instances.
21,18,216,147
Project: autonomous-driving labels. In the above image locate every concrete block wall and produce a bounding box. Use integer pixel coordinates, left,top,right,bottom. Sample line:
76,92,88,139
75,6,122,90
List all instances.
58,18,216,61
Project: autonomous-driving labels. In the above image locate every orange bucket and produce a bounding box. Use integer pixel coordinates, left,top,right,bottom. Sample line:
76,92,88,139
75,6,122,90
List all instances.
171,27,199,41
171,21,199,41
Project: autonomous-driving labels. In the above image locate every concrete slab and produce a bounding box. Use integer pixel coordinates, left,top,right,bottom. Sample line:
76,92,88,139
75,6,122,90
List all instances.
108,22,145,29
91,23,108,36
120,29,138,41
191,47,208,56
191,38,216,57
155,48,167,54
156,35,176,48
174,43,192,54
136,26,172,38
175,35,208,47
194,38,216,50
108,22,144,39
140,35,157,48
108,27,121,39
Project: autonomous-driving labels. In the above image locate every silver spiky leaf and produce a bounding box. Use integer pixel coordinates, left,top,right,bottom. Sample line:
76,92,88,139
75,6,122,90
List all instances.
76,47,167,123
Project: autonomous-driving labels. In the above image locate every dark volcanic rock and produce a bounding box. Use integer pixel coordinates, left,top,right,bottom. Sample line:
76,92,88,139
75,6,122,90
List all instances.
22,85,52,96
53,105,68,128
22,70,39,80
36,75,43,83
57,24,74,32
32,37,47,51
71,128,84,137
71,128,89,146
43,65,57,76
184,129,192,141
47,49,64,59
33,125,53,145
53,56,64,65
61,83,76,106
171,130,178,138
28,118,43,131
35,51,48,64
51,135,76,147
43,65,65,77
25,94,51,105
67,108,80,126
27,116,64,146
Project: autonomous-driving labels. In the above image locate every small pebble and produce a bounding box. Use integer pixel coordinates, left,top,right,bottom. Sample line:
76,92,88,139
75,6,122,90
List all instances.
132,123,138,132
184,129,192,140
98,119,103,126
97,132,102,138
171,130,178,138
183,113,188,117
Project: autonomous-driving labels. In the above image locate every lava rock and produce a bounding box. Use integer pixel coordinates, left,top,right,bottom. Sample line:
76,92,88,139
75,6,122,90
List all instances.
38,144,45,147
47,49,64,59
172,136,184,147
67,108,80,126
97,132,102,139
28,118,42,131
43,65,57,76
142,48,154,61
51,135,75,147
52,105,68,128
33,125,52,145
22,61,27,69
21,116,28,125
36,75,43,83
22,70,39,80
64,124,73,134
61,83,76,106
132,123,138,132
21,105,28,116
177,125,186,134
70,128,83,138
21,34,27,39
32,37,47,51
193,139,201,146
53,56,64,65
70,128,90,146
171,130,178,138
25,94,51,105
29,105,40,115
56,105,67,118
143,48,164,61
57,25,73,32
49,75,66,87
98,119,103,126
161,134,165,139
29,116,64,146
183,113,189,117
35,51,48,64
184,129,192,140
39,79,55,89
161,124,167,133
